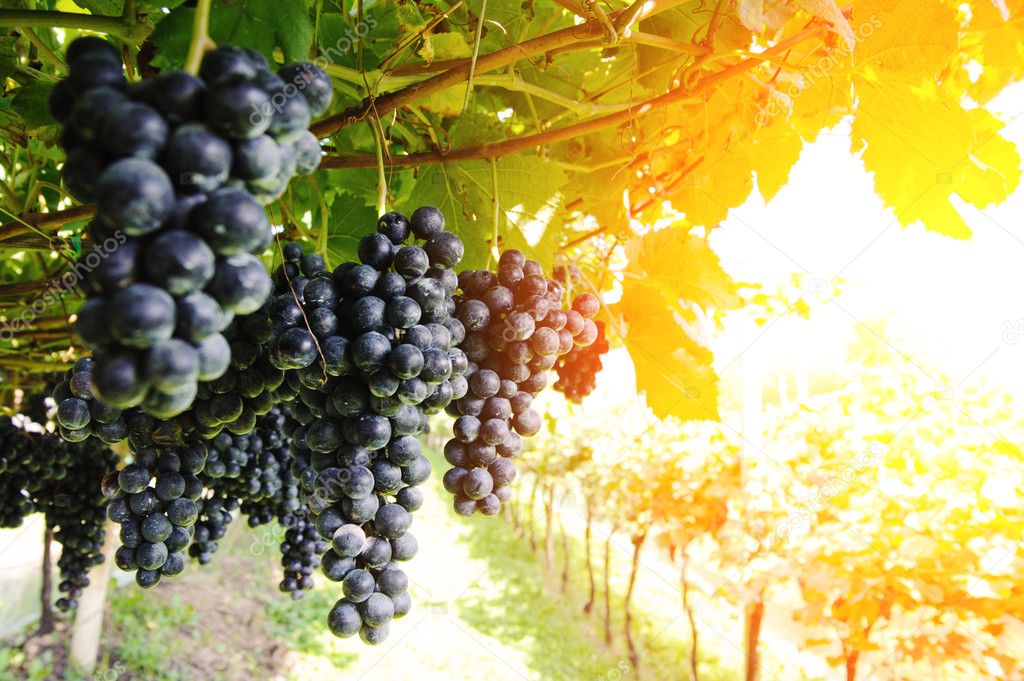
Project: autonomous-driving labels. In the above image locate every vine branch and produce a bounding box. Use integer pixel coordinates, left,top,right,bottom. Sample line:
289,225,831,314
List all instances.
0,205,94,244
320,23,827,170
310,0,684,137
0,9,151,44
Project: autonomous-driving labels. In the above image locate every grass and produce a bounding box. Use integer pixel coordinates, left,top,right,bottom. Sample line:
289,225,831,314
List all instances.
2,445,744,681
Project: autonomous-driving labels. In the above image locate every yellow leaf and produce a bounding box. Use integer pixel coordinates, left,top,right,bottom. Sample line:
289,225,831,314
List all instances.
668,146,755,227
851,78,1021,237
959,0,1024,103
852,0,957,81
624,227,740,312
618,280,721,422
751,122,805,203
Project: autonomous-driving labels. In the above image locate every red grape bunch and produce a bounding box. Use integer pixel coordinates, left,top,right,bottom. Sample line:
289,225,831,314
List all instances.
441,249,600,517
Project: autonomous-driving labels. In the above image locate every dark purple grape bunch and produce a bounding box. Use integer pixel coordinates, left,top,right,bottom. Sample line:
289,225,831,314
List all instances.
0,414,68,529
37,438,119,612
199,407,297,516
51,357,131,444
8,402,120,614
104,440,208,588
266,206,464,644
49,37,334,419
279,513,329,600
187,492,237,566
442,250,601,517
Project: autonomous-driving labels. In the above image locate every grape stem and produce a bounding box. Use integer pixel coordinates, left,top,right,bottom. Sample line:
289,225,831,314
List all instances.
461,0,487,112
370,119,388,218
273,233,328,382
183,0,215,76
487,157,499,268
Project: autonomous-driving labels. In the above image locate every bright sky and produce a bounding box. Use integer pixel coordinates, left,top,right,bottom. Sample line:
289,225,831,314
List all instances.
707,82,1024,404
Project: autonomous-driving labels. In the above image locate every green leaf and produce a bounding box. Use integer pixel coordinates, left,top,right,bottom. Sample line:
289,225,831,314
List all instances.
271,0,313,62
478,0,565,54
326,193,377,266
12,82,56,130
150,0,312,70
0,37,18,84
419,32,471,62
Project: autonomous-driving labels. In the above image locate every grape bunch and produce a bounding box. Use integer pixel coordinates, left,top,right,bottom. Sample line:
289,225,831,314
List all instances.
441,251,601,516
187,406,304,570
104,440,207,587
0,403,119,612
278,514,329,599
49,36,334,418
33,439,119,611
554,319,608,401
51,357,131,444
0,416,44,527
200,407,301,524
187,492,237,565
264,206,464,643
236,408,303,526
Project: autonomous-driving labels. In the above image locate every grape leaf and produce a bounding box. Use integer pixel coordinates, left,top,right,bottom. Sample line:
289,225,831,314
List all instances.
737,0,763,32
150,0,312,70
852,0,957,81
617,228,737,421
408,155,567,271
325,192,378,266
419,32,471,62
0,37,18,83
958,0,1024,103
617,280,721,422
11,82,56,130
624,228,740,313
72,0,123,15
794,0,853,48
851,79,1021,238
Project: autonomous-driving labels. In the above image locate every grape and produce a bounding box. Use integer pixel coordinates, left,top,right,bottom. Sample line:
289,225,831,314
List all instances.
278,63,334,116
266,87,311,142
164,123,232,193
191,187,272,256
410,206,444,239
259,210,461,643
101,101,169,159
233,135,281,181
328,599,363,637
143,72,206,125
95,158,175,236
143,230,216,295
554,319,609,401
205,79,271,140
207,253,273,314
